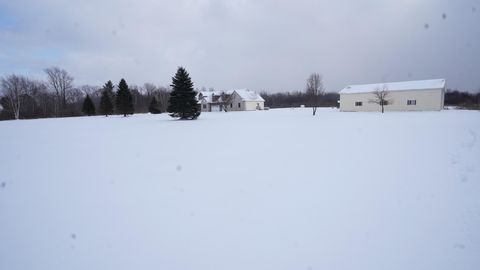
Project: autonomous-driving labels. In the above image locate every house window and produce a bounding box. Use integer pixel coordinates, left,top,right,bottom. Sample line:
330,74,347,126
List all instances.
382,100,389,106
202,104,207,109
238,103,241,108
230,104,233,108
407,100,416,105
355,101,363,106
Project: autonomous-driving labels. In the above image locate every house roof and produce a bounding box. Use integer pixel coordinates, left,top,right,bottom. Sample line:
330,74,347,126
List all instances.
197,91,223,103
339,79,446,94
197,89,265,103
228,89,265,102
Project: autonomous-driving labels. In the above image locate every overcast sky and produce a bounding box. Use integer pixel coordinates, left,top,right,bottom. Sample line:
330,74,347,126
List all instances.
0,0,479,92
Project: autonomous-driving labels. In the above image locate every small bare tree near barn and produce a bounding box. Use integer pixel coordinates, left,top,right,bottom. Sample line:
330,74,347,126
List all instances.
369,85,392,113
306,73,325,115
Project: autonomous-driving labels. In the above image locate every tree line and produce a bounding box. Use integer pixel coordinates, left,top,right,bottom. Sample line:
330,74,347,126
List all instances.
261,91,340,109
0,66,201,121
444,90,480,109
0,67,171,120
261,73,340,113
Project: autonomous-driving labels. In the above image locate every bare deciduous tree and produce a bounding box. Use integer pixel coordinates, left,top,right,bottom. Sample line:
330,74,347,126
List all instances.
23,78,46,118
369,85,392,113
67,88,84,105
0,74,28,119
80,85,99,98
155,86,170,113
306,73,325,115
44,67,74,116
144,83,157,97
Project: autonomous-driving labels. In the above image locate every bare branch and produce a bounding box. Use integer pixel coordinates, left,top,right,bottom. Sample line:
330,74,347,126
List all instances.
44,67,74,116
368,84,392,113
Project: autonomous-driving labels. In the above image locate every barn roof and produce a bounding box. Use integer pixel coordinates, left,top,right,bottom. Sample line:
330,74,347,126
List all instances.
339,79,446,94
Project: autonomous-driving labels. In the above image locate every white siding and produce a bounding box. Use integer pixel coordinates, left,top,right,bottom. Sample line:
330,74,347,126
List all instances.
200,101,209,112
229,92,245,111
228,93,265,111
244,101,264,111
214,91,265,111
340,88,445,112
211,105,221,112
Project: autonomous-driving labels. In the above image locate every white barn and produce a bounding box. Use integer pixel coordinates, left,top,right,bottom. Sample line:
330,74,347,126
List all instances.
339,79,446,112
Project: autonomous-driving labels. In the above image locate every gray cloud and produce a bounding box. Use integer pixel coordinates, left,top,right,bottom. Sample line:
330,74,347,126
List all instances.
0,0,479,92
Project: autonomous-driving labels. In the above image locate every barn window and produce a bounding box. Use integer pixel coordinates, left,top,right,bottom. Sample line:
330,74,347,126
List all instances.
407,100,416,105
355,101,363,106
238,103,241,108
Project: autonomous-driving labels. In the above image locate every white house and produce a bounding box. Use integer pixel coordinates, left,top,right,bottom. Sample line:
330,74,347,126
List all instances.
198,89,265,112
198,91,229,112
339,79,446,112
227,89,265,111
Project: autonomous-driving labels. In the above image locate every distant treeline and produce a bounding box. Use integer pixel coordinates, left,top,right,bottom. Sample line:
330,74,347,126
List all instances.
0,68,170,121
444,90,480,109
261,91,340,108
0,83,171,121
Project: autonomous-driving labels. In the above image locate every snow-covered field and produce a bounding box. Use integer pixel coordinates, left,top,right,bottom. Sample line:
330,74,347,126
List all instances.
1,108,479,270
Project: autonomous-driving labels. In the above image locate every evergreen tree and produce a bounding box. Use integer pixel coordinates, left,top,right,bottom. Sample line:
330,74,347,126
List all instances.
116,78,134,117
99,89,114,117
148,96,161,114
81,94,96,116
167,67,200,119
103,80,115,104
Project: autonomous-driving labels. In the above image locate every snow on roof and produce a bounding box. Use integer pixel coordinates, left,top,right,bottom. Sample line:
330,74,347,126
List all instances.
339,79,446,94
198,91,226,103
198,91,212,103
199,90,223,97
229,89,265,102
197,89,265,103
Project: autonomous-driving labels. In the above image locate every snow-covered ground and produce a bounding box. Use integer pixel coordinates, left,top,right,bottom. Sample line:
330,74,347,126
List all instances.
0,108,479,270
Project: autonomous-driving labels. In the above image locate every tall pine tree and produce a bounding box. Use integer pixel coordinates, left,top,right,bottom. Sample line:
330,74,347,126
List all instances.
167,67,200,119
99,89,114,117
81,94,96,116
103,80,115,104
116,78,134,117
